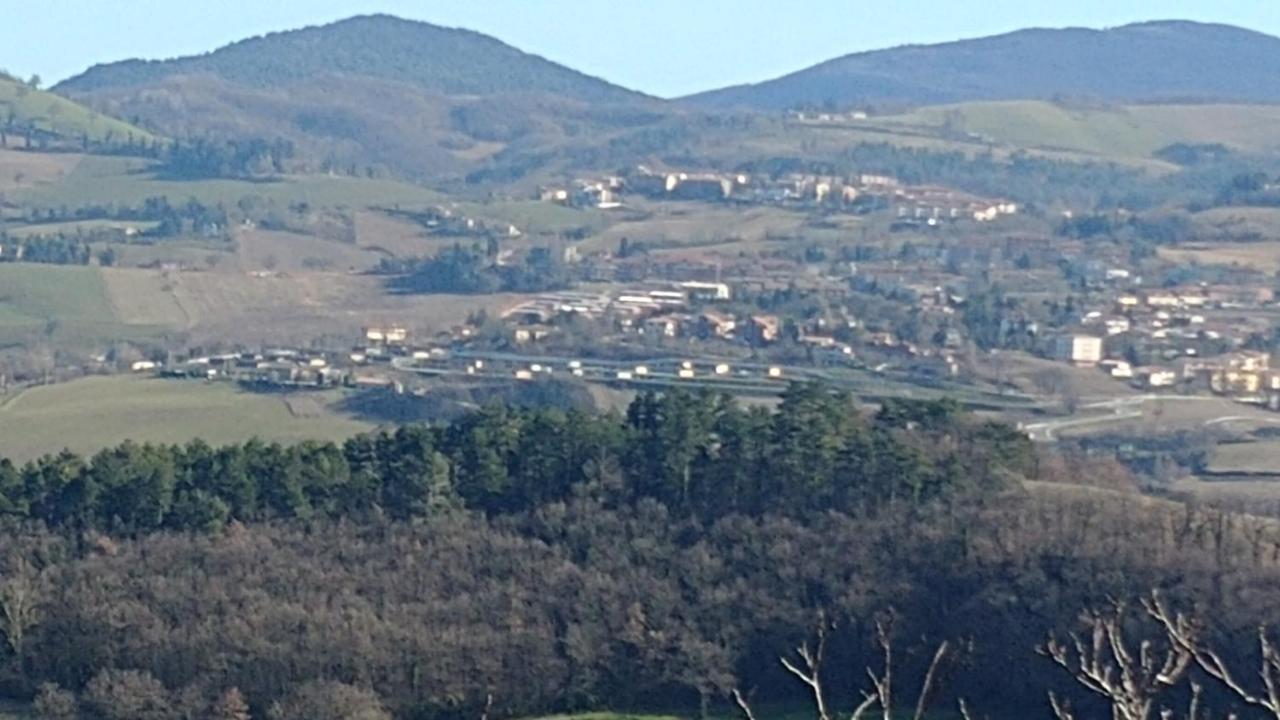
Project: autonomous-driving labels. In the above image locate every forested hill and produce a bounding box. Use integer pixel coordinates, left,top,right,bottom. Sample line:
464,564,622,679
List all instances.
55,14,646,103
687,21,1280,109
51,14,664,181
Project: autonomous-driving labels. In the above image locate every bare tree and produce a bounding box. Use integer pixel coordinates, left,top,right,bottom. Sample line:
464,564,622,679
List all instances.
777,610,834,720
737,610,962,720
852,612,956,720
0,557,40,670
1040,599,1193,720
1147,591,1280,718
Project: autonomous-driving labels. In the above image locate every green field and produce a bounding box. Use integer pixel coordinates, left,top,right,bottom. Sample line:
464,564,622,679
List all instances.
0,75,157,145
0,263,176,347
13,154,446,209
6,218,160,238
0,375,375,462
876,101,1280,161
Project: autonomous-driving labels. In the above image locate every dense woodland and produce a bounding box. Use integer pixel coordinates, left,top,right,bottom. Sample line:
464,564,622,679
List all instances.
382,244,572,295
1,388,1279,719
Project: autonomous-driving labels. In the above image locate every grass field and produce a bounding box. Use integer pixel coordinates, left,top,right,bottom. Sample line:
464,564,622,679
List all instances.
0,147,84,192
585,202,808,253
235,227,385,273
0,375,374,462
6,218,160,238
0,264,176,348
875,101,1280,161
0,75,157,145
12,154,445,209
139,269,525,345
1159,240,1280,273
1207,439,1280,474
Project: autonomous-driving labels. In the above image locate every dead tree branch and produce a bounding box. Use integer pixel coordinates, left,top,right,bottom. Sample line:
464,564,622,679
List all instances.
1040,599,1191,720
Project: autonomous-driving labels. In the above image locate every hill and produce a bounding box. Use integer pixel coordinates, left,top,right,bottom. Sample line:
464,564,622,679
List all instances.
0,73,157,147
868,100,1280,160
57,14,645,102
688,21,1280,110
54,14,664,181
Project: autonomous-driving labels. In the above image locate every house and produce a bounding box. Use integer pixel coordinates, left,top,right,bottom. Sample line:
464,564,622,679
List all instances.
744,315,782,346
698,311,737,339
679,281,731,301
365,327,408,346
513,325,556,344
642,315,681,338
1136,367,1178,389
1052,334,1104,367
1099,359,1133,379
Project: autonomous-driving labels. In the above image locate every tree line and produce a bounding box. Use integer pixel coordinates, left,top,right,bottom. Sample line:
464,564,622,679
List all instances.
0,234,91,265
0,387,1031,536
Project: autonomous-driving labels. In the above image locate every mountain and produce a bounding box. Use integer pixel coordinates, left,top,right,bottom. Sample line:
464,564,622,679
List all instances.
0,73,157,148
687,21,1280,110
54,14,663,181
58,14,645,103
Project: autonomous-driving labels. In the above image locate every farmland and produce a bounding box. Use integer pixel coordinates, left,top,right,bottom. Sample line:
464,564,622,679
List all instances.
874,101,1280,161
1159,240,1280,273
0,374,374,462
11,154,446,209
0,264,176,348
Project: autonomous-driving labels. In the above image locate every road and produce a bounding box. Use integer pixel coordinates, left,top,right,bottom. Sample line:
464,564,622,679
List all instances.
388,350,1042,411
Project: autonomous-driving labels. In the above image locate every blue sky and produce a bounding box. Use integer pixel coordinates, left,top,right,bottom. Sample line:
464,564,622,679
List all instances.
4,0,1279,97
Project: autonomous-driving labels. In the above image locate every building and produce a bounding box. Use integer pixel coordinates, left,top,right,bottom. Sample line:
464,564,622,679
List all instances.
1052,334,1104,367
744,315,782,346
679,281,732,301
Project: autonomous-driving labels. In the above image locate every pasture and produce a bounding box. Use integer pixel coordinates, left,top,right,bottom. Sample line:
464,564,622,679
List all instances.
12,154,445,209
0,264,176,348
876,101,1280,161
0,76,157,144
0,375,374,462
1159,240,1280,274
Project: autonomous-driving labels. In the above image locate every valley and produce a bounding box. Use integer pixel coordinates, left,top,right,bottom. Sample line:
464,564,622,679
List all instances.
2,9,1280,720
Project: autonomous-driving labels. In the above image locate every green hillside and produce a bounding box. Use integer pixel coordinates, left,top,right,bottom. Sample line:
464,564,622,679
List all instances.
0,74,157,145
11,154,445,208
873,101,1280,160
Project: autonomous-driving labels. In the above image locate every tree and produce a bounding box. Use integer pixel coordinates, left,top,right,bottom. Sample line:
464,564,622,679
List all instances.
84,669,175,720
32,683,78,720
267,681,389,720
208,687,252,720
0,557,40,673
1039,600,1192,720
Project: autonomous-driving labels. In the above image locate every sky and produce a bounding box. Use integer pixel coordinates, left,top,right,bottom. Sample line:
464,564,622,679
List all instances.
3,0,1279,98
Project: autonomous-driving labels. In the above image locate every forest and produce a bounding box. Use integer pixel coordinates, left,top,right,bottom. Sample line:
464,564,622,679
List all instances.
2,388,1280,720
382,244,571,295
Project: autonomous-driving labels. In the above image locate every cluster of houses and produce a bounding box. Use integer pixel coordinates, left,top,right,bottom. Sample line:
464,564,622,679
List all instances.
415,206,522,239
1047,280,1280,406
538,167,1018,224
160,349,344,387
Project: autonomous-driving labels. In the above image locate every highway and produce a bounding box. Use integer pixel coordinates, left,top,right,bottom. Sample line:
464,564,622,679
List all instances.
387,349,1043,411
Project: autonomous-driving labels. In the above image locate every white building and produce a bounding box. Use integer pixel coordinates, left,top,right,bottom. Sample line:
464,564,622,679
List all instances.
1053,334,1104,367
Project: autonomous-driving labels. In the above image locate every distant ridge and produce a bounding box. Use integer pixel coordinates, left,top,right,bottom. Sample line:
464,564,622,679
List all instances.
57,14,647,103
52,14,663,181
685,21,1280,109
